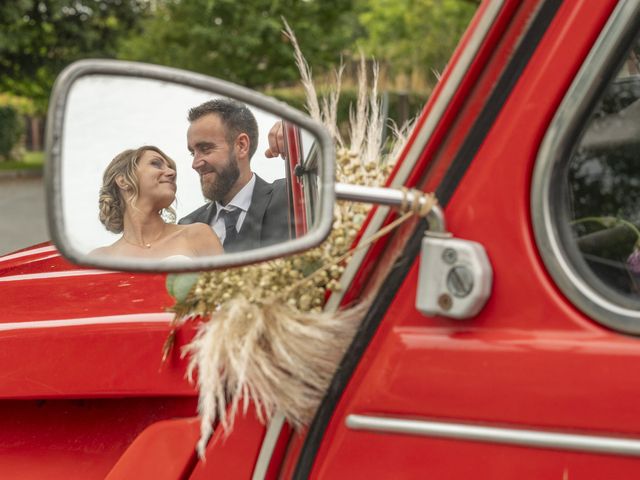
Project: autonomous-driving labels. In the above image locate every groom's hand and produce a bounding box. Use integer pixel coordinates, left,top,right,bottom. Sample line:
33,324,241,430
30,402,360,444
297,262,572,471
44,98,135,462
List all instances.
265,121,286,159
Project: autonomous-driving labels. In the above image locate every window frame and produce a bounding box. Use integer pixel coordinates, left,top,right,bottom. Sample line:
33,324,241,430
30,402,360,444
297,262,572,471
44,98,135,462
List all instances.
532,0,640,334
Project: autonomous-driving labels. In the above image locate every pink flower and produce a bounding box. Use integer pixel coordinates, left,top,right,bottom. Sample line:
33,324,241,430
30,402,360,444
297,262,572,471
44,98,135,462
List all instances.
627,248,640,276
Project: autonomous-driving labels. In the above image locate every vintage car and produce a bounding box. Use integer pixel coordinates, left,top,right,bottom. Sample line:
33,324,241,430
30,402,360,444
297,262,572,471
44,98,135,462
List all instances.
2,0,640,478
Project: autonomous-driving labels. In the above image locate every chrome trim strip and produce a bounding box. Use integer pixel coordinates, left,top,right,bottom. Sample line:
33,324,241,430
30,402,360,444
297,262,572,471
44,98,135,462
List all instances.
0,269,114,282
531,0,640,333
252,411,286,480
346,414,640,457
0,313,172,332
325,0,505,312
335,183,436,211
0,245,57,263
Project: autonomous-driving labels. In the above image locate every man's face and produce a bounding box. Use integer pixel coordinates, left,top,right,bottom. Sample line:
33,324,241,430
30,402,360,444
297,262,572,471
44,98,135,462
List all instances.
187,114,240,204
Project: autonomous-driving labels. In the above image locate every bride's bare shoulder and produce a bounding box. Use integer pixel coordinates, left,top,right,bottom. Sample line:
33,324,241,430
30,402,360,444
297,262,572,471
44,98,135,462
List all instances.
175,223,223,255
175,223,214,237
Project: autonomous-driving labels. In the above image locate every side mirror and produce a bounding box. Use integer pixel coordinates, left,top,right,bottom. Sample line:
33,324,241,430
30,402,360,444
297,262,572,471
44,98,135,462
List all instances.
46,59,335,272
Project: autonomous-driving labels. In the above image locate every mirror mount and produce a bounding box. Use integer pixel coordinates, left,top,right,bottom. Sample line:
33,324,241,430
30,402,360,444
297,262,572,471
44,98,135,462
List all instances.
335,182,446,232
46,59,443,274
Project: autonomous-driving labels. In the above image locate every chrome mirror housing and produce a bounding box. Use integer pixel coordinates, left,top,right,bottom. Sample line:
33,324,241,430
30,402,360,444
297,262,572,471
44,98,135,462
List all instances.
46,59,335,272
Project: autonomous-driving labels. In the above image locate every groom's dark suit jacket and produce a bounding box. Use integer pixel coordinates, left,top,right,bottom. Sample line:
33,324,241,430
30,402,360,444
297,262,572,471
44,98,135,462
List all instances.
178,175,290,253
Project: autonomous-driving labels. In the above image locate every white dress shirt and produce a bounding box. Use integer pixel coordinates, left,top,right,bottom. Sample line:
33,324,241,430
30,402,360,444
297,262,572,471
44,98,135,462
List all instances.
211,174,256,244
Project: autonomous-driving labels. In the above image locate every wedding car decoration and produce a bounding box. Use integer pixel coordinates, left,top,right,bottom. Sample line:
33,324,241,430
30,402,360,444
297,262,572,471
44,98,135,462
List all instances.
164,24,436,456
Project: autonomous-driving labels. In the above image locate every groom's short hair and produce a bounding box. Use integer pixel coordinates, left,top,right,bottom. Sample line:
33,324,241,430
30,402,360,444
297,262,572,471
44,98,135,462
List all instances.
188,98,259,159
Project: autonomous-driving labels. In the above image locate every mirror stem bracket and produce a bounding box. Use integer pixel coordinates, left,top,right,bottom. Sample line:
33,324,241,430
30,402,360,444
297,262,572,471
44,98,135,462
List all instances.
335,182,491,319
335,182,445,231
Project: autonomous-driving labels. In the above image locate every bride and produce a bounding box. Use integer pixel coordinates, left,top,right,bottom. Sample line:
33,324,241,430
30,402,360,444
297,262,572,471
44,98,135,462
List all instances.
91,145,223,258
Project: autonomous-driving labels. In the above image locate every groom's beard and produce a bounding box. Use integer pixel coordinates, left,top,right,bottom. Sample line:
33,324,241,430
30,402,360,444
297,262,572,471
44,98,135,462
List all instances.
200,150,241,204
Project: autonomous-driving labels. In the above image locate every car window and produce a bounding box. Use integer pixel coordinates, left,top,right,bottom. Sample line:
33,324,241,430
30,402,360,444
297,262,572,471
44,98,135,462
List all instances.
563,37,640,306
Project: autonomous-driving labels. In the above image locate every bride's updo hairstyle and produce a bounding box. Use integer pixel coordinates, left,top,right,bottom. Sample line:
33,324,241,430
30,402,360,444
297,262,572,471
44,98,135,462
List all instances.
99,145,177,233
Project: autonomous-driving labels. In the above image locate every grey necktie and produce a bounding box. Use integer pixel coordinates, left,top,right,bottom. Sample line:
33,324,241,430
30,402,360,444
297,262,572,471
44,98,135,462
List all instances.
219,208,241,247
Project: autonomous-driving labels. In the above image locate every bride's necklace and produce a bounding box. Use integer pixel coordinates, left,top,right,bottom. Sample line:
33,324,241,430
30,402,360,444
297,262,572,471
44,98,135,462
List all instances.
122,225,165,249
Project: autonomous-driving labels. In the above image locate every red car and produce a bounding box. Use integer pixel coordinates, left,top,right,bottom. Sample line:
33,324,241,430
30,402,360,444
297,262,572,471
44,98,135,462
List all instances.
3,0,640,478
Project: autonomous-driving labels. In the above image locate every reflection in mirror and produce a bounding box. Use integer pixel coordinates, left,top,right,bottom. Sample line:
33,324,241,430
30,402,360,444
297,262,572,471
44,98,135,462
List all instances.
60,75,321,265
566,39,640,300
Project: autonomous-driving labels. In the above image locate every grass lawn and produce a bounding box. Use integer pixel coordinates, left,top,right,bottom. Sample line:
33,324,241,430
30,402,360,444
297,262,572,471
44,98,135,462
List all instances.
0,151,44,170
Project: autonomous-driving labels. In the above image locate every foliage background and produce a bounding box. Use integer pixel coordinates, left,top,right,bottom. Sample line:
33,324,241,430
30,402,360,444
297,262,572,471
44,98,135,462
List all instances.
0,0,149,114
118,0,359,89
1,0,477,109
0,0,477,158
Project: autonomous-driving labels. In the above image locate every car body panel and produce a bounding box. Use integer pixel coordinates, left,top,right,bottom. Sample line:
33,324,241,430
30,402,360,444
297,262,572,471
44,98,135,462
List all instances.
307,0,640,478
3,0,640,478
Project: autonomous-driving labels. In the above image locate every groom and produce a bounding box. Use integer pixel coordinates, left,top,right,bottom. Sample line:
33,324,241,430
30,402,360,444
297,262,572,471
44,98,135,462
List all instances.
179,99,290,253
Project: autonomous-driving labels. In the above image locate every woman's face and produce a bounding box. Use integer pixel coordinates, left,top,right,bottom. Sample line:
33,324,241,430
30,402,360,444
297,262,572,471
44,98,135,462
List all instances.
134,149,177,209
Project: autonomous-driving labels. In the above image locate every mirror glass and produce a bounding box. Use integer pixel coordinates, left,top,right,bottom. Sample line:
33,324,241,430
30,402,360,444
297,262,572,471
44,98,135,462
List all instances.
49,68,331,271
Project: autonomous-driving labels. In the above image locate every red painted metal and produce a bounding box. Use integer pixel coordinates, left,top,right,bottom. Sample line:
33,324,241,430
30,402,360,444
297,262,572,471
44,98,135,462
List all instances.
311,433,640,479
105,417,200,480
284,121,308,237
279,431,306,480
264,422,293,480
0,244,193,397
0,241,202,478
0,398,197,479
1,244,173,322
310,0,632,478
189,406,266,479
338,0,524,307
2,0,637,478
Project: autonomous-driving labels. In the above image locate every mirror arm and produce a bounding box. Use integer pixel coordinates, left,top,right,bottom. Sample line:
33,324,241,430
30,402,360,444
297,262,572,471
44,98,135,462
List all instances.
335,183,446,232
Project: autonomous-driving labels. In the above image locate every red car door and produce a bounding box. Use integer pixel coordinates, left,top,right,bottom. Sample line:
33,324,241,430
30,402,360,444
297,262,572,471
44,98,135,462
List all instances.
278,0,640,478
7,1,640,479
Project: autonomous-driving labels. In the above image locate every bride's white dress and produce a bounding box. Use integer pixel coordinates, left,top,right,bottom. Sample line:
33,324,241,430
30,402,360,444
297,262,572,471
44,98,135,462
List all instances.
161,254,193,265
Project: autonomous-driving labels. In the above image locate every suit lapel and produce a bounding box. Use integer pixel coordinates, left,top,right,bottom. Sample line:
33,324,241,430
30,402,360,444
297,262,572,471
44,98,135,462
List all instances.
234,175,272,251
204,202,217,225
178,201,217,226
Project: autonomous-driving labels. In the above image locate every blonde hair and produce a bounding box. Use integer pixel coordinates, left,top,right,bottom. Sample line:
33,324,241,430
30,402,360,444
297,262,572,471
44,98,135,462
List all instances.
98,145,177,233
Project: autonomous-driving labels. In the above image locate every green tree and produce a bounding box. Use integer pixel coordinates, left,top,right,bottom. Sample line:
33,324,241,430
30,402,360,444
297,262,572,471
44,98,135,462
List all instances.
357,0,477,89
0,0,150,113
0,106,23,160
118,0,358,89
